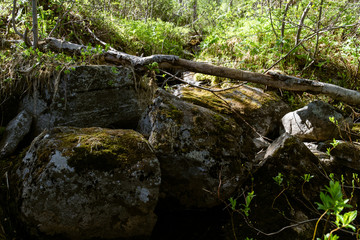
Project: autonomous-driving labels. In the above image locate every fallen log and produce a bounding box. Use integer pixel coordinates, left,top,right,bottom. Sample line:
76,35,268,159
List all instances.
32,37,360,105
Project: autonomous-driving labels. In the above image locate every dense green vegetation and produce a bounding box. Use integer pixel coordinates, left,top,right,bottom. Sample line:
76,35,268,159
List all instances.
1,0,359,85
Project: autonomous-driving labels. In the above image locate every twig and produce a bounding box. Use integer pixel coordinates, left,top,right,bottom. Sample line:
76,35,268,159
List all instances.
17,62,40,74
264,23,359,73
159,69,247,92
4,172,9,191
48,1,74,38
86,26,119,51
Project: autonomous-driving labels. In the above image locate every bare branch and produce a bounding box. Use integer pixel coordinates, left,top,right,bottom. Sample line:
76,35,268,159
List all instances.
295,1,313,46
48,1,74,38
159,69,247,93
86,26,118,52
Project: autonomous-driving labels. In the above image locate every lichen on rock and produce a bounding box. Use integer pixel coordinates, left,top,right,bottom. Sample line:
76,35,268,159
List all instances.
138,89,256,208
178,85,290,137
16,126,160,240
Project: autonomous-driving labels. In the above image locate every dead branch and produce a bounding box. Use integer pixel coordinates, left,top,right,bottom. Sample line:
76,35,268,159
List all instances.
38,37,360,106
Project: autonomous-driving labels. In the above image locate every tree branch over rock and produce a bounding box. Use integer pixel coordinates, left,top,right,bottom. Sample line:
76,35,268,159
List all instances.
28,37,360,106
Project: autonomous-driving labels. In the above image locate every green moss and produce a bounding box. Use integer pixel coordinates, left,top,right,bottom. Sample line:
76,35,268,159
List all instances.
213,113,232,132
181,87,279,117
166,104,184,121
54,128,153,172
181,88,230,114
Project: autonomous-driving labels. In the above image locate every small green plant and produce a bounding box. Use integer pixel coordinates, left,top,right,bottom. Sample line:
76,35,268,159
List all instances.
229,197,237,211
111,66,119,74
273,173,284,186
329,116,338,126
229,191,255,217
302,173,314,183
240,191,255,217
313,180,357,240
326,138,340,156
301,173,314,201
146,62,160,74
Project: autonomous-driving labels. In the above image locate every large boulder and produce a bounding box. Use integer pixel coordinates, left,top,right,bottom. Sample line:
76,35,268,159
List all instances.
21,65,155,133
178,85,291,138
282,101,350,141
138,89,255,208
0,110,32,157
16,127,161,240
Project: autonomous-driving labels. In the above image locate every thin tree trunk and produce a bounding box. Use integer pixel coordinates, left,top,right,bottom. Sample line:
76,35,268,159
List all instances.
268,0,279,39
280,0,292,52
32,0,38,48
295,1,313,46
193,0,197,21
313,0,324,58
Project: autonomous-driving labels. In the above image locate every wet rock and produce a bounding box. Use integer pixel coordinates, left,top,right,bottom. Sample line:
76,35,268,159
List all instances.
138,89,255,208
179,85,291,138
282,101,350,141
21,65,155,133
16,127,160,240
0,110,32,157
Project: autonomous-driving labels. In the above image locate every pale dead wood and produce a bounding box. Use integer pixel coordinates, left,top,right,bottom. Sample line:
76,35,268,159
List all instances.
29,37,360,106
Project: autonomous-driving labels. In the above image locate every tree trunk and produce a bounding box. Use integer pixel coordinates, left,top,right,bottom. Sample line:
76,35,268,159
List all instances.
193,0,197,21
32,0,38,48
41,37,360,106
295,1,312,46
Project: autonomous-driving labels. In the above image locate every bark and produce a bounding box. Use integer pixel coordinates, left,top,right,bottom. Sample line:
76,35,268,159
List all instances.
313,0,324,59
32,0,38,48
295,1,312,46
280,0,292,52
40,37,360,106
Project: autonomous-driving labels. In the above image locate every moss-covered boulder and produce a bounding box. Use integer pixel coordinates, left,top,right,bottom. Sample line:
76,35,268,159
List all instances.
178,85,290,138
138,89,255,208
16,127,160,240
20,65,155,133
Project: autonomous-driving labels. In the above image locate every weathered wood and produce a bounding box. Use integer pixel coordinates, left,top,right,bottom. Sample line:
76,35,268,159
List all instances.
30,38,360,106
